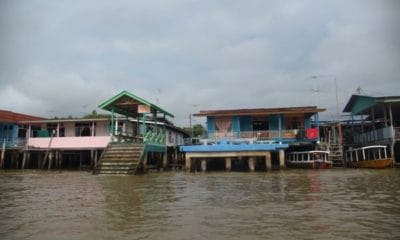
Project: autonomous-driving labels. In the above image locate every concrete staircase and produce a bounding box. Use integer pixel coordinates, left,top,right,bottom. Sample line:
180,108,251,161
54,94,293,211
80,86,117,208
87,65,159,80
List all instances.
95,142,145,175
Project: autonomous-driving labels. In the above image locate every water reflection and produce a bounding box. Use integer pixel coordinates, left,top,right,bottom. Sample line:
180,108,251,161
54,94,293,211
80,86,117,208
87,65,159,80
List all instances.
0,169,400,239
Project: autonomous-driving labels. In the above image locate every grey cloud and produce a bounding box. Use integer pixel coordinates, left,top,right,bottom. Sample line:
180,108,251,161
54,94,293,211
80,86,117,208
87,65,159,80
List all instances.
0,0,399,126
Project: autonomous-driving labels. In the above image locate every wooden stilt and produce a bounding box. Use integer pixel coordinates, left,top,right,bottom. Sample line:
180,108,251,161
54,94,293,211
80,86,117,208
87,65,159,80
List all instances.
48,152,53,170
174,147,178,170
68,154,72,169
162,153,168,169
142,150,148,172
59,151,63,169
42,151,47,169
55,151,59,169
22,151,27,169
0,140,5,168
27,151,31,168
90,149,94,167
94,150,98,168
79,151,83,171
13,151,18,169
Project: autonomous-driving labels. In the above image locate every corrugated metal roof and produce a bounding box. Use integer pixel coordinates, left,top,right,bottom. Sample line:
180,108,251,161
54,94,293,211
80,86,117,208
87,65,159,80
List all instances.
193,106,325,117
0,110,45,123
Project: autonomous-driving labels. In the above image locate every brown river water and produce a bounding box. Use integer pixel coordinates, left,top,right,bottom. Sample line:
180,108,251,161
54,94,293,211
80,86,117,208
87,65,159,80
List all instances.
0,169,400,240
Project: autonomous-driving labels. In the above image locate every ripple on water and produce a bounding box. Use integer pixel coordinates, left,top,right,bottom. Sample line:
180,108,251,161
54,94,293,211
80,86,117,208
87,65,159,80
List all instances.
0,169,400,240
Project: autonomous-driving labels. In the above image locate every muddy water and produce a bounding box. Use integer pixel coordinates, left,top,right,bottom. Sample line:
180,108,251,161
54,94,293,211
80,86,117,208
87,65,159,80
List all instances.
1,169,400,240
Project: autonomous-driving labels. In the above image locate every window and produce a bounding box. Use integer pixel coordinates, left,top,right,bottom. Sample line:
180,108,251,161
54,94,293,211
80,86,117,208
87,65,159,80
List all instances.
47,124,57,137
285,116,304,129
252,117,269,131
75,123,92,136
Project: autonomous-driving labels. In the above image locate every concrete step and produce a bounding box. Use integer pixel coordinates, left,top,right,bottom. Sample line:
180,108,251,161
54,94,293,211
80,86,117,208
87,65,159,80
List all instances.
104,150,143,155
94,142,145,175
101,154,142,160
97,170,135,175
98,166,136,171
101,157,140,162
99,161,138,165
108,145,144,150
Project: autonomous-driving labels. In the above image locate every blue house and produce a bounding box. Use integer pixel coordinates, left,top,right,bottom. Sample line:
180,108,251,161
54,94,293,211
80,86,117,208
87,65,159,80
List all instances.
0,110,44,168
180,106,325,172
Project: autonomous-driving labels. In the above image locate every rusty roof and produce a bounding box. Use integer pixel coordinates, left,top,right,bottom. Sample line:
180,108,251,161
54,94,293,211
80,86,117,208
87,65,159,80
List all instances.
0,110,46,123
193,106,325,117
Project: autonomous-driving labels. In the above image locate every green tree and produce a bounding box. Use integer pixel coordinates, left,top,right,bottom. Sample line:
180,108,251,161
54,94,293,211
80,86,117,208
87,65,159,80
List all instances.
84,110,110,119
192,124,205,138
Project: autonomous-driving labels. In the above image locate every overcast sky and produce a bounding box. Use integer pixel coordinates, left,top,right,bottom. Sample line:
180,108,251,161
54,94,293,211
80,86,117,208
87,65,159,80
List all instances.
1,0,399,126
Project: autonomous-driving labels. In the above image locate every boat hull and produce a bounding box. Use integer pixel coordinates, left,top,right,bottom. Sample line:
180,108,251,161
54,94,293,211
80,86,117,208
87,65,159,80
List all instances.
287,161,332,169
351,158,393,169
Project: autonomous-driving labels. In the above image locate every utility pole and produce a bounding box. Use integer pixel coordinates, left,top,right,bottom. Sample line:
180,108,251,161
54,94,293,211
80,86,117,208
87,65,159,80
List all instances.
189,113,193,138
335,78,343,146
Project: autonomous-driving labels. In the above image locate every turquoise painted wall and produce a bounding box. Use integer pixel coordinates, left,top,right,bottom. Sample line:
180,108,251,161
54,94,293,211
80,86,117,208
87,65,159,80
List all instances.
305,114,311,129
206,116,215,134
0,123,18,140
269,115,279,130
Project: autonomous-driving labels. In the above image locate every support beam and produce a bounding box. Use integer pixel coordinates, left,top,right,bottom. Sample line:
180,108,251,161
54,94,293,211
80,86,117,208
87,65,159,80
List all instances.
1,140,6,169
94,150,98,168
185,154,191,172
265,152,272,171
173,148,178,170
225,157,232,171
27,151,31,168
248,157,255,172
201,159,207,172
162,153,168,169
48,152,53,170
279,150,285,169
389,104,396,165
22,151,27,169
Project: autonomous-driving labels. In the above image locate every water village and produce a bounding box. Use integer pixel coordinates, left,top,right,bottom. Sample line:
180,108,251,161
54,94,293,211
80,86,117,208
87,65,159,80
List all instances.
1,90,399,174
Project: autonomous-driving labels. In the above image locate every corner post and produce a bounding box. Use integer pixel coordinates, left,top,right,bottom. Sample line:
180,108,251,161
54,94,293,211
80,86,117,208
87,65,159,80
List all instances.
225,157,232,171
185,154,191,172
279,149,285,169
265,152,272,171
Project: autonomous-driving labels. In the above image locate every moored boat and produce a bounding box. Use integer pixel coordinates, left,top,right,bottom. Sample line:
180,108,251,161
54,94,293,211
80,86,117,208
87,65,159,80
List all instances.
345,145,393,169
286,150,332,169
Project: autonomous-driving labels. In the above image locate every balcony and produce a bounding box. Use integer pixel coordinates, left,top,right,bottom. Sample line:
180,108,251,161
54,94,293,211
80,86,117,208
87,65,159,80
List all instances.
27,136,111,150
0,138,27,149
204,129,313,142
353,126,398,144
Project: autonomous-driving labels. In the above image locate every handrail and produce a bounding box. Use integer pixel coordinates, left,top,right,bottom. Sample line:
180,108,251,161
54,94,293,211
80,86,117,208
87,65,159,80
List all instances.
143,130,165,145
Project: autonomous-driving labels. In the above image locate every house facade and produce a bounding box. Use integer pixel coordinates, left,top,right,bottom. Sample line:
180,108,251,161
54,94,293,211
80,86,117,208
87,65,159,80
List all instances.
180,106,325,172
342,94,400,165
1,90,186,170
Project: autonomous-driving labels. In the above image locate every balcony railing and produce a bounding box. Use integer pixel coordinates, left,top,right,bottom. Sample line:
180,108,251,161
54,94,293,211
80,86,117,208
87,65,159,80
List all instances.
353,126,396,144
206,129,307,141
0,138,27,149
143,131,166,145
